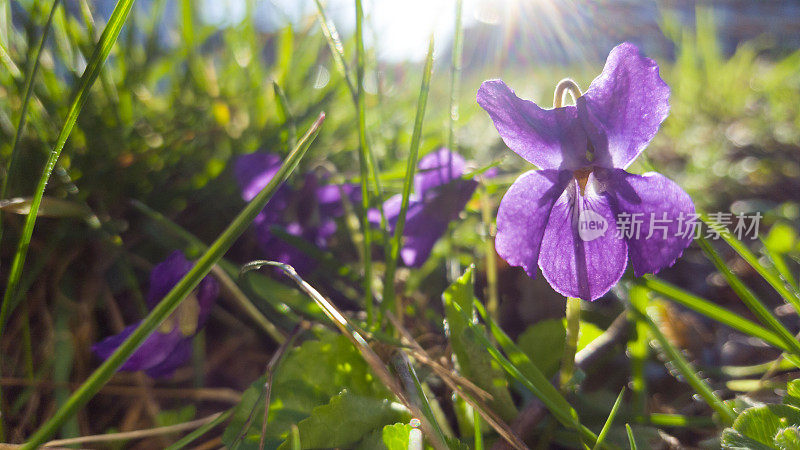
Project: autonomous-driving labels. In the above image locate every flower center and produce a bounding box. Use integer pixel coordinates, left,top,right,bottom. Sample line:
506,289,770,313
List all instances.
573,167,592,196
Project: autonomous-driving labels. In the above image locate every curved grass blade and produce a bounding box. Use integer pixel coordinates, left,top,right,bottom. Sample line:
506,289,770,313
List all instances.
697,237,800,357
21,113,325,449
638,276,788,351
0,0,135,334
383,36,434,319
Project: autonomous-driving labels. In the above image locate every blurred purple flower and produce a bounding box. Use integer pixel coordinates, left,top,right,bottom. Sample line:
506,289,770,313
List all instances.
93,251,219,378
371,148,479,267
478,42,694,301
234,152,359,273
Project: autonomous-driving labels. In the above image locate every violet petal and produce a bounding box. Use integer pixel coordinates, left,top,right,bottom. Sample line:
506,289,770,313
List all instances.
606,169,695,277
576,42,670,170
495,169,572,278
477,79,588,170
414,148,466,195
538,178,628,300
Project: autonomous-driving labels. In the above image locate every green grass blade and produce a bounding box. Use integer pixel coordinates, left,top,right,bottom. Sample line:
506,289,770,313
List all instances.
0,0,61,218
702,213,800,313
272,81,297,150
697,237,800,356
313,0,355,97
629,294,736,425
165,409,233,450
0,0,135,333
473,406,483,450
644,413,715,428
447,0,463,153
383,36,434,319
639,276,788,351
628,285,650,416
21,113,324,449
593,389,625,450
625,424,637,450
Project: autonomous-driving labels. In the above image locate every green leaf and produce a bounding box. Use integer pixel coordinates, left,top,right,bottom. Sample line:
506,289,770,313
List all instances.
355,422,414,450
278,391,409,450
382,423,413,450
223,331,394,449
721,429,773,450
785,380,800,409
724,404,800,448
517,319,565,378
443,268,517,421
774,426,800,449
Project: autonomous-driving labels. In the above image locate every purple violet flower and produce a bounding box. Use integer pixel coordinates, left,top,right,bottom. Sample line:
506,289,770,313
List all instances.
234,152,359,274
477,42,695,301
93,251,219,378
372,148,479,267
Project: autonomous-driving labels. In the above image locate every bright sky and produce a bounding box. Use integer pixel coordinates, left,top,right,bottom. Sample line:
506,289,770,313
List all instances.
199,0,512,62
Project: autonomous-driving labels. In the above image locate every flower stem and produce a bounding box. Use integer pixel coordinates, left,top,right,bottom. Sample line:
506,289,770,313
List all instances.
559,296,581,391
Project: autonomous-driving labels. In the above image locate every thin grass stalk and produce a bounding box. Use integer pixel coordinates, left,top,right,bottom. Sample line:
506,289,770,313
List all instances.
313,0,355,96
21,113,324,449
354,0,374,325
473,406,483,450
559,296,581,391
272,81,297,151
627,286,650,417
444,0,464,282
626,424,637,450
479,182,500,321
383,37,434,322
